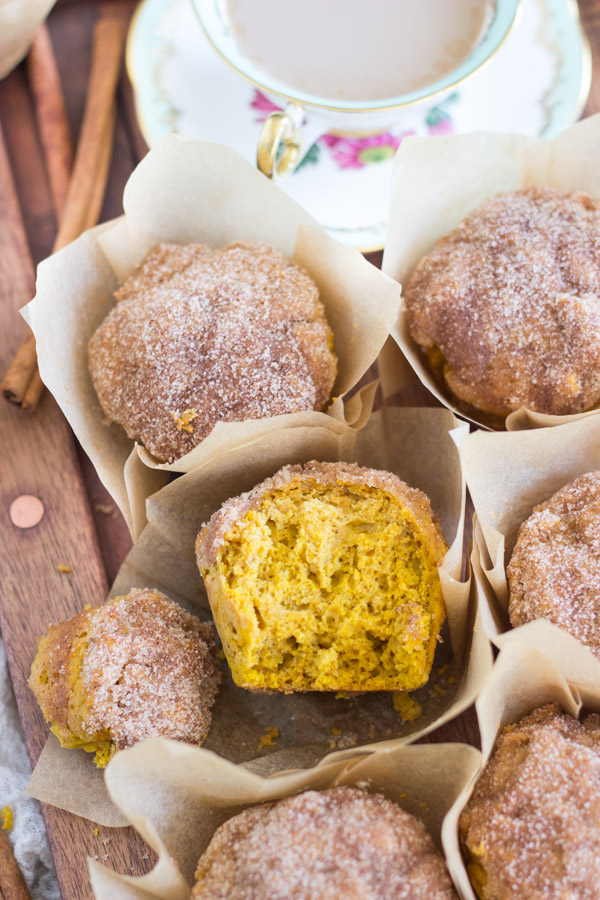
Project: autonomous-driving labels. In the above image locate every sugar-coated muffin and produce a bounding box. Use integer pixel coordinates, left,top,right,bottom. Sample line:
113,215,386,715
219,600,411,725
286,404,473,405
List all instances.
192,787,458,900
29,589,220,767
88,241,337,463
196,461,447,693
404,187,600,420
508,471,600,658
460,704,600,900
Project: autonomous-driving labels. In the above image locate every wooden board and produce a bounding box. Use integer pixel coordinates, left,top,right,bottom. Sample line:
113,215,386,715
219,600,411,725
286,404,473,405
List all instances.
0,72,156,900
0,0,599,896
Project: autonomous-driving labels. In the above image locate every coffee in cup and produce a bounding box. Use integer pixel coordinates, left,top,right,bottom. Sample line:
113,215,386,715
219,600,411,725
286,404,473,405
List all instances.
224,0,496,103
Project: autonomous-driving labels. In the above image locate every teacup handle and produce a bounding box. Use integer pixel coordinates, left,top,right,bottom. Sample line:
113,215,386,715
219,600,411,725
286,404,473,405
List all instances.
257,106,303,180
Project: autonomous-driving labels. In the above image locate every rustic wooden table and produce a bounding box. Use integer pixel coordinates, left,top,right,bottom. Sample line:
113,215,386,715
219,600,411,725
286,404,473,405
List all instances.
1,2,599,897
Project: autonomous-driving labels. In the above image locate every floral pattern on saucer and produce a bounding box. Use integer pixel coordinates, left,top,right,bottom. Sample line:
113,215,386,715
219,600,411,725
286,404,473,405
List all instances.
250,89,458,171
322,132,411,170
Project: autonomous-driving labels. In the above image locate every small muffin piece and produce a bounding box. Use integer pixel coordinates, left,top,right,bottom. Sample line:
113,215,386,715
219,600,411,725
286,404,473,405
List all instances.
88,241,337,464
460,704,600,900
192,786,458,900
508,471,600,658
29,588,220,767
196,461,447,693
404,187,600,419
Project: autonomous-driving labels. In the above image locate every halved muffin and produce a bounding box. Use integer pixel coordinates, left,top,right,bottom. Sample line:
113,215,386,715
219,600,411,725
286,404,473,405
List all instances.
196,461,447,693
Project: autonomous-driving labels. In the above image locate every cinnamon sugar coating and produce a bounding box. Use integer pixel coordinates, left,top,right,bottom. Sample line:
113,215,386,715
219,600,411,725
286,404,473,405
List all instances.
460,704,600,900
196,459,445,569
192,787,458,899
88,241,337,463
508,471,600,658
29,589,220,766
405,187,600,419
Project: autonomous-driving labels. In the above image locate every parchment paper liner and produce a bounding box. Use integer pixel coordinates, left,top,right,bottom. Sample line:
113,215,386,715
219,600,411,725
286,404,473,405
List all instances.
442,636,600,900
27,406,493,826
378,114,600,432
86,738,481,899
23,134,401,536
457,414,600,658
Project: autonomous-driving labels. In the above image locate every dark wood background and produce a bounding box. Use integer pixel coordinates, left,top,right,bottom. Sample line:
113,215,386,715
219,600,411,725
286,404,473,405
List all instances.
1,1,599,897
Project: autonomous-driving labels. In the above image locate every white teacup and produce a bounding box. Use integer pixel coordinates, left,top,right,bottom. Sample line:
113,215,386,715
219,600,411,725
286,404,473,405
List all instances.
193,0,521,179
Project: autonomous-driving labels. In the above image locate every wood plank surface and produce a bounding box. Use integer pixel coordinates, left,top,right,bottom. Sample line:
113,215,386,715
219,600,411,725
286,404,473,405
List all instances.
0,109,155,900
0,0,599,897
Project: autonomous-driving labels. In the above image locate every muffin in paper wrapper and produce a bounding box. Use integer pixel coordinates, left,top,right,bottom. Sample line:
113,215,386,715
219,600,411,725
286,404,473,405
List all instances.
379,114,600,432
26,407,493,826
87,739,480,899
458,413,600,662
22,135,400,536
442,636,600,900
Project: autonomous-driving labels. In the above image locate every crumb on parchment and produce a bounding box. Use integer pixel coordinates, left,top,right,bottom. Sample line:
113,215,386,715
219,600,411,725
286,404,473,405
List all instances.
257,726,280,751
393,692,422,723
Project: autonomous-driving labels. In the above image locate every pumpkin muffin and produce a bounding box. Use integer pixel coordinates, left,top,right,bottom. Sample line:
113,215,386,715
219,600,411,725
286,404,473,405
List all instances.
508,471,600,658
404,187,600,420
460,704,600,900
196,461,447,693
29,588,220,767
192,787,458,899
88,241,337,463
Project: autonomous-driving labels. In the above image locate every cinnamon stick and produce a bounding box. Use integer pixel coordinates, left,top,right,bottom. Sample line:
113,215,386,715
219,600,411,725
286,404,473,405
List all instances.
0,827,32,900
1,2,130,411
1,332,37,406
4,25,74,410
53,5,128,252
21,368,45,413
26,23,73,220
81,109,115,234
